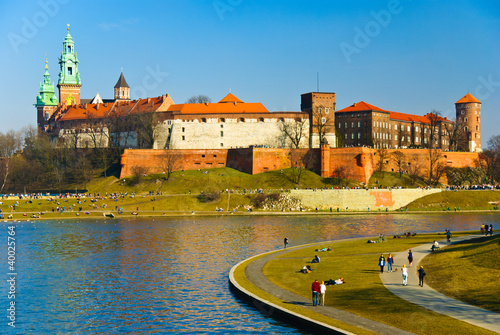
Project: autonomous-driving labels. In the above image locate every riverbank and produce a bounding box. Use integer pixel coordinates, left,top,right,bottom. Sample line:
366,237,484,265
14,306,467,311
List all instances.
230,232,499,335
1,189,499,222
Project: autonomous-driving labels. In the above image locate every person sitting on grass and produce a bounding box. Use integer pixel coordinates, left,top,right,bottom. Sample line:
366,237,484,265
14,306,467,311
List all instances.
311,255,320,263
301,265,312,273
431,240,440,251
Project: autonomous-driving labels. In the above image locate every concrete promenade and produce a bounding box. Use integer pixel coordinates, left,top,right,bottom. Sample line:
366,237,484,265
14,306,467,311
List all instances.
231,234,500,334
380,233,500,333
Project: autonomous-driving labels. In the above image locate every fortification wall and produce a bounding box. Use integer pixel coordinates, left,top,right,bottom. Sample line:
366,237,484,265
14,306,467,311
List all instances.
290,188,442,211
120,147,480,184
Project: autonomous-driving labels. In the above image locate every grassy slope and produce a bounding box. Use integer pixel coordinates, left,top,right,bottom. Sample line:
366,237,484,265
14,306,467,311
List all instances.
420,234,500,313
261,233,497,335
406,190,500,211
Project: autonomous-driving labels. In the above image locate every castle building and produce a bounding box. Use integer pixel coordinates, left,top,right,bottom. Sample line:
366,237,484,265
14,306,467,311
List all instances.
335,101,461,151
36,26,481,154
455,93,481,152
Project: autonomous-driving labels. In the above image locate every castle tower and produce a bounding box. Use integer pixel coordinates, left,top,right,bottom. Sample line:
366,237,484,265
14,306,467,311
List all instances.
455,93,481,152
57,24,81,105
114,70,130,100
300,92,336,148
35,59,58,130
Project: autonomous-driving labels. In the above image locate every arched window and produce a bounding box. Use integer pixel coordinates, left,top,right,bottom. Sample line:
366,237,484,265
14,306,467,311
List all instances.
240,117,245,122
220,118,225,123
259,118,264,122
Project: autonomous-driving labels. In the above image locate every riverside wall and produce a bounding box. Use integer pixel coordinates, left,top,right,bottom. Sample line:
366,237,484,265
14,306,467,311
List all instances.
290,188,442,211
120,147,479,185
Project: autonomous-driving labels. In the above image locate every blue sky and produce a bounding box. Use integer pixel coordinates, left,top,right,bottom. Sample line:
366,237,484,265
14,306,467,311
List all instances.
1,0,499,144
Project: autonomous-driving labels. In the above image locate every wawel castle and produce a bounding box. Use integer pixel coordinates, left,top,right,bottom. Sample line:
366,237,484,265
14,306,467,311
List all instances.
36,27,482,153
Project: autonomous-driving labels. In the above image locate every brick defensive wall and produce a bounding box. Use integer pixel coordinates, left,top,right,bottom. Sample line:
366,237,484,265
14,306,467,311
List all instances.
120,147,479,184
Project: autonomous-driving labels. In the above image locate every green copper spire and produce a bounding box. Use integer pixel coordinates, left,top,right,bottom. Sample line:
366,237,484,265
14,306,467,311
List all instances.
36,59,58,106
58,24,81,85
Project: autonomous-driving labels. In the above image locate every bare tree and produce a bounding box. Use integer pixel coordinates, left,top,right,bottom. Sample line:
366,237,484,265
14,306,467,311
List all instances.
428,149,446,185
161,149,182,180
135,112,161,149
392,150,407,179
286,150,313,184
311,105,334,146
186,95,212,104
422,111,443,149
406,156,424,185
376,148,389,172
444,118,467,152
0,130,22,193
279,118,308,148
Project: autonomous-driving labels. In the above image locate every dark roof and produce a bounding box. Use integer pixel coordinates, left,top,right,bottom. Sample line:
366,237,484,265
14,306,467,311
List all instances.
81,98,114,104
114,72,129,88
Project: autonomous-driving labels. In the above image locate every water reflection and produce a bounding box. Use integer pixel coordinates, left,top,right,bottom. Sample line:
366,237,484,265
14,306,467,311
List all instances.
2,213,498,334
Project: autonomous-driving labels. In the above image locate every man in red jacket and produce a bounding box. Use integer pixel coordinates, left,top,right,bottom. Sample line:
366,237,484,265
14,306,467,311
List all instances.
311,279,321,306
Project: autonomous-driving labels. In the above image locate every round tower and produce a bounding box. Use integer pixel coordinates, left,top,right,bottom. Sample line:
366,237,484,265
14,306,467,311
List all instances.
455,93,481,152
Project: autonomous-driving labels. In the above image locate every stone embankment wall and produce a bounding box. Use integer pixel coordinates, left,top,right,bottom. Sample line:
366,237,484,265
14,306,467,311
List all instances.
120,147,479,185
290,188,442,211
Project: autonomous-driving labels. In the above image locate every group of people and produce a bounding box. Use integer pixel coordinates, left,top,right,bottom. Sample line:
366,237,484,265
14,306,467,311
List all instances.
378,250,427,286
311,279,327,306
481,224,494,236
378,253,395,273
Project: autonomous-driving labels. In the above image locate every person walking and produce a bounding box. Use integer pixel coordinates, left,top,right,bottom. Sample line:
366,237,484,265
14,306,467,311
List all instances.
446,229,451,242
311,279,321,306
320,281,326,306
401,265,408,286
284,237,289,249
378,254,385,273
488,224,493,236
417,266,426,287
387,253,394,272
407,250,413,267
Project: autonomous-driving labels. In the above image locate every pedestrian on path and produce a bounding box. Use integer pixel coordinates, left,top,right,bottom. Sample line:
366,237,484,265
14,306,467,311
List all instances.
446,229,451,243
320,281,326,306
311,279,321,306
284,237,289,249
401,265,408,286
387,253,394,272
488,224,493,236
407,250,413,267
417,266,426,287
378,254,385,273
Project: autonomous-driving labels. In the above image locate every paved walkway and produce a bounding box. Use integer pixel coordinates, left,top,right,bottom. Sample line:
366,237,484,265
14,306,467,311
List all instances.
246,245,416,335
242,233,500,334
380,233,500,333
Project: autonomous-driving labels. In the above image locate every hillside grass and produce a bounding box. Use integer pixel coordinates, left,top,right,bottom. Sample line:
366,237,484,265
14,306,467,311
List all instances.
258,233,497,335
420,234,500,313
368,171,429,188
405,190,500,211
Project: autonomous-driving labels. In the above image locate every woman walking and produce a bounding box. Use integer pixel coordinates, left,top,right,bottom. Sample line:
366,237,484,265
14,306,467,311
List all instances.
407,249,413,267
387,253,394,272
320,281,326,306
401,264,408,286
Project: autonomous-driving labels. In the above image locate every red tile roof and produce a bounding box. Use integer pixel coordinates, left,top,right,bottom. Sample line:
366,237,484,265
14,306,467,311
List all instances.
455,93,481,104
337,101,452,125
167,102,269,114
336,101,391,113
168,94,269,114
219,93,243,103
56,96,169,122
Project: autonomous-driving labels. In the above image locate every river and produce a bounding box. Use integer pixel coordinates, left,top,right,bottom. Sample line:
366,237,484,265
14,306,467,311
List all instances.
1,213,498,334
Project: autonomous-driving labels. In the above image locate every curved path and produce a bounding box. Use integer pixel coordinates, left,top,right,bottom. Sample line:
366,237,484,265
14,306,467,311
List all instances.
241,243,416,335
233,234,500,335
380,233,500,333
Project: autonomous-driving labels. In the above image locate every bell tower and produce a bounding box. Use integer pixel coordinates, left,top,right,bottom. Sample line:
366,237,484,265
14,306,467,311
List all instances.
114,70,130,100
35,58,58,130
455,93,481,152
57,24,81,105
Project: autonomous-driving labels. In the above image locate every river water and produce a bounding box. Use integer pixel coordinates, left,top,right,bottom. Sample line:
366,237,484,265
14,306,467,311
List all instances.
1,213,498,334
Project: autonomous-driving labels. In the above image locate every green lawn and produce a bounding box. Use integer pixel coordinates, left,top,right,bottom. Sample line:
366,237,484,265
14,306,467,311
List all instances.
420,234,500,313
406,190,500,211
253,233,497,335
